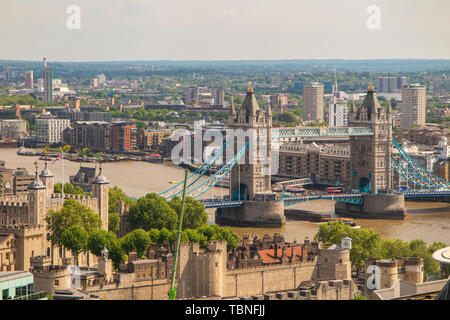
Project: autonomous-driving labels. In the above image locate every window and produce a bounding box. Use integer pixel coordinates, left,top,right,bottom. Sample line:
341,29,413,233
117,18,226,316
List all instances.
324,258,328,263
339,259,342,264
55,280,59,287
3,289,9,300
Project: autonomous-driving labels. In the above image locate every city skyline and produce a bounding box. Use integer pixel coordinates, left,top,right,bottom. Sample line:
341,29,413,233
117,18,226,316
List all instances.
1,0,450,62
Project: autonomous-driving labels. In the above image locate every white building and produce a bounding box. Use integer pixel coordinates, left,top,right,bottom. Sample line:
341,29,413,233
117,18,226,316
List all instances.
97,74,106,84
35,118,71,144
0,119,27,140
328,99,348,127
437,137,450,160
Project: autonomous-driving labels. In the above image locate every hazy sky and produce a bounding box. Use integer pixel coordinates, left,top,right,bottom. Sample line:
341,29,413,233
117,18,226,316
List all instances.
1,0,449,61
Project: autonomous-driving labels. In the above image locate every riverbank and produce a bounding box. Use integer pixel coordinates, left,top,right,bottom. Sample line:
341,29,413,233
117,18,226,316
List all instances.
1,147,449,245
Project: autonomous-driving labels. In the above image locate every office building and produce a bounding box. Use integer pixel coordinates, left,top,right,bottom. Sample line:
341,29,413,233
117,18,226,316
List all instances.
303,82,324,122
25,70,33,89
378,76,408,93
401,84,426,129
324,81,333,94
42,58,52,102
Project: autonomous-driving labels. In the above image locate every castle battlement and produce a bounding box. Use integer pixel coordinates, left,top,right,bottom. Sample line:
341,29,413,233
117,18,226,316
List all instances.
0,224,45,236
0,201,28,208
51,193,93,200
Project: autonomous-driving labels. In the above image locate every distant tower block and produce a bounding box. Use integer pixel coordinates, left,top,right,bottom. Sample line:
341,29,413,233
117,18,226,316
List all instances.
75,98,81,111
216,86,285,227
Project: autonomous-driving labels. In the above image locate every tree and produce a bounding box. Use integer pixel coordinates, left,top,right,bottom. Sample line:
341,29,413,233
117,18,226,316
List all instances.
278,112,297,123
108,212,120,233
45,199,102,248
121,229,151,258
169,196,208,230
62,225,89,266
128,193,178,231
54,182,84,195
197,224,239,252
108,186,134,215
314,221,381,274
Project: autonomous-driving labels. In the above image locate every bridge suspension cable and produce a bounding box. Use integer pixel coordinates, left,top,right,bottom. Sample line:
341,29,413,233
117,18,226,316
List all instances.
159,139,229,198
189,141,250,199
392,138,450,189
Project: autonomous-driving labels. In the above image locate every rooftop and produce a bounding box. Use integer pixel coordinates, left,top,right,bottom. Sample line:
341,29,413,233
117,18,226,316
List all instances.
0,271,33,283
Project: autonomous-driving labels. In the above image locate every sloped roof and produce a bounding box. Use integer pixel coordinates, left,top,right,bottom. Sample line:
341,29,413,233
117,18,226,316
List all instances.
258,246,305,264
241,87,260,116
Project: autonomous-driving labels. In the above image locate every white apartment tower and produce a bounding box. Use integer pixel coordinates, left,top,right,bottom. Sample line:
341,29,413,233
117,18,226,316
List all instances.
329,98,348,127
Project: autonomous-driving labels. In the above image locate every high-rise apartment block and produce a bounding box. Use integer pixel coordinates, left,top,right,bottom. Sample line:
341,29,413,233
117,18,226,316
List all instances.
211,88,224,106
401,84,426,129
378,76,408,93
43,58,53,102
303,82,324,122
185,87,199,105
328,99,348,127
25,70,33,89
3,67,13,82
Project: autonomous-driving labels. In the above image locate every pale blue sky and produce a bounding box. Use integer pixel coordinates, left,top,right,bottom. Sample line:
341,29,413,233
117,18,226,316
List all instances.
1,0,449,61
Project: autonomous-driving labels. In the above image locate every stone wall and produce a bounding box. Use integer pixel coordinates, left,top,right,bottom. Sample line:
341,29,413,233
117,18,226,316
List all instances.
335,193,406,219
223,261,319,297
216,200,285,227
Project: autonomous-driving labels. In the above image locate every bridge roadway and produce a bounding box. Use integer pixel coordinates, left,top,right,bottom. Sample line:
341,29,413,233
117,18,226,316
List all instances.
198,190,450,209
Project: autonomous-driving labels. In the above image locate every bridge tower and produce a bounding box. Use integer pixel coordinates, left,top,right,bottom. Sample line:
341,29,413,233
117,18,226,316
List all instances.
216,86,285,227
227,85,272,200
348,85,393,194
336,85,406,219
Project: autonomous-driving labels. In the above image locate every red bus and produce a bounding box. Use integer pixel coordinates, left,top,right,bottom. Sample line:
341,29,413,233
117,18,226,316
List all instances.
326,187,343,194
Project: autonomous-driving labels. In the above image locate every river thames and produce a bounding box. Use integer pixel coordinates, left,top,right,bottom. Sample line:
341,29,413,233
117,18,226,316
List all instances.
1,148,449,244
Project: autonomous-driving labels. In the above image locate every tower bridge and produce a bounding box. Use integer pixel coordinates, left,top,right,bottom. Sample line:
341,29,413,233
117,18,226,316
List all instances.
159,85,449,224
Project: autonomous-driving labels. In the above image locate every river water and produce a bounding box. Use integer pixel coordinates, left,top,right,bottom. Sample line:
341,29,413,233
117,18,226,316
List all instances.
1,148,449,245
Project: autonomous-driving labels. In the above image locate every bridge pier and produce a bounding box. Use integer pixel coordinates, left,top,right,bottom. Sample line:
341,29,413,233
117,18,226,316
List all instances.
215,200,286,228
335,193,406,220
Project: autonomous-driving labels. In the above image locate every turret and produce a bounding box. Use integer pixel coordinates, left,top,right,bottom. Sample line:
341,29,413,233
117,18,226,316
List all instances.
39,162,54,198
91,163,109,231
28,163,46,226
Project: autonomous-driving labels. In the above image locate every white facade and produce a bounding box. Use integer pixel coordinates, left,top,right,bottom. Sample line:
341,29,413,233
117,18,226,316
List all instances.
328,99,348,127
35,118,71,144
0,119,27,140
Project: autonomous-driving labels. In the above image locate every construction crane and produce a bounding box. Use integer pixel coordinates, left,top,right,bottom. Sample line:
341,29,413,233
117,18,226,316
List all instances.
168,169,189,300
